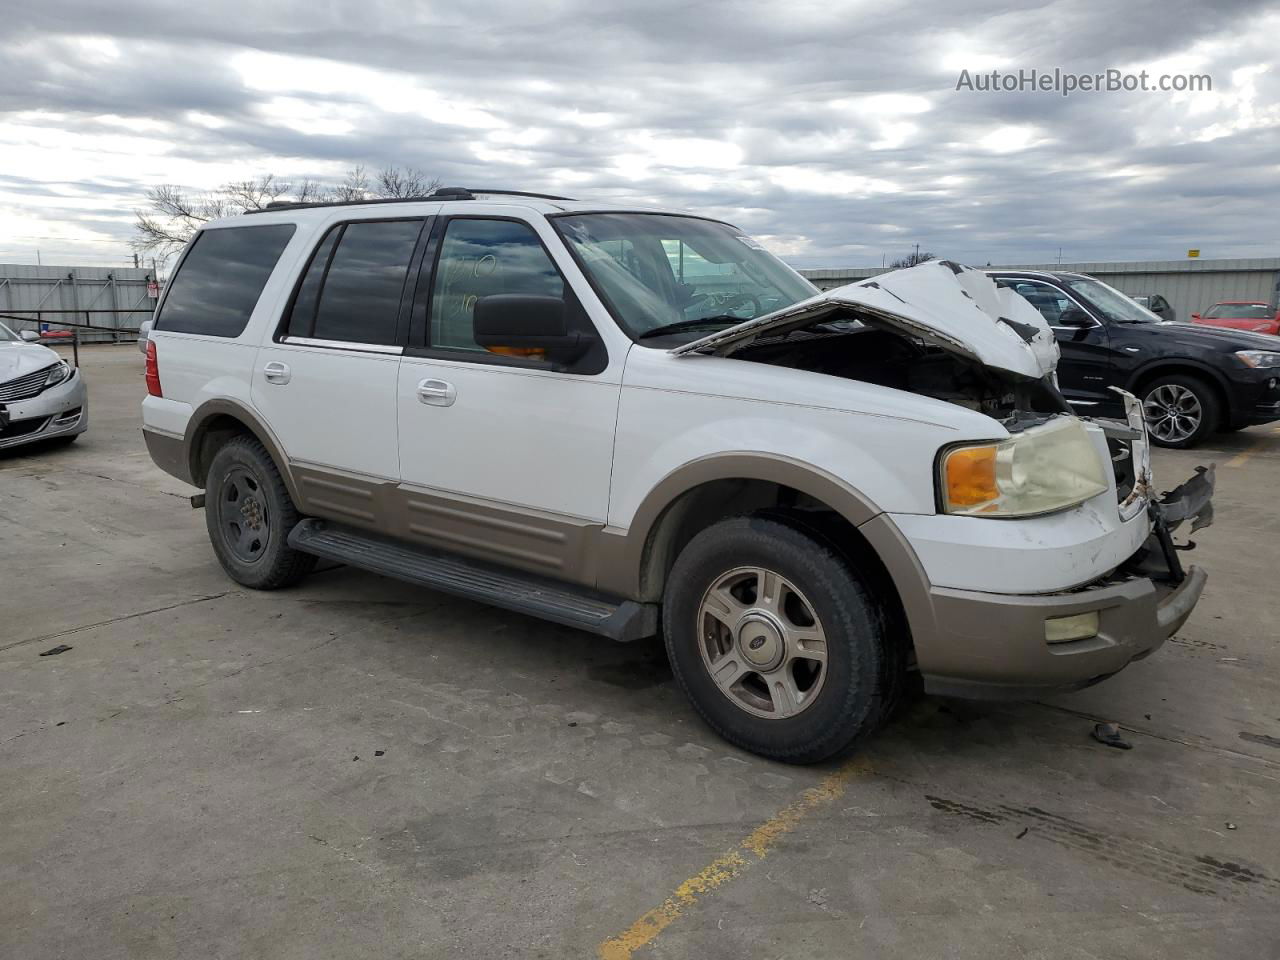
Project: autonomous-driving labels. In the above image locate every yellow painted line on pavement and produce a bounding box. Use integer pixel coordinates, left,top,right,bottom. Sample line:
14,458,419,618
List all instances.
597,756,872,960
1225,426,1280,468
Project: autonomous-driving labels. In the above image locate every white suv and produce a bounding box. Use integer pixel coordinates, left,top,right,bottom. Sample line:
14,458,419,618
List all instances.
141,188,1213,762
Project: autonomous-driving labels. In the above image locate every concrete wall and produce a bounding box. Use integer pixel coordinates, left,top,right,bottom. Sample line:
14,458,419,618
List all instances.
0,264,156,342
799,257,1280,323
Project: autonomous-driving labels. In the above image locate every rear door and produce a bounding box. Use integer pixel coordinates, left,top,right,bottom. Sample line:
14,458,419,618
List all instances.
997,277,1117,412
251,216,432,516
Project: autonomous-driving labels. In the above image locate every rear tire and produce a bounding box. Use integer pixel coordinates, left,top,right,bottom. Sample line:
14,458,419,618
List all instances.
205,436,315,589
1141,374,1220,449
662,515,900,764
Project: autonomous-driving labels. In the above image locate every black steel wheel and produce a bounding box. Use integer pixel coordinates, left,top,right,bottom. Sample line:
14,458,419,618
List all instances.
205,436,315,589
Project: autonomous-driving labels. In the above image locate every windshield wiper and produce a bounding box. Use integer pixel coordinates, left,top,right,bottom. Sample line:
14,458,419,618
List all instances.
635,315,748,340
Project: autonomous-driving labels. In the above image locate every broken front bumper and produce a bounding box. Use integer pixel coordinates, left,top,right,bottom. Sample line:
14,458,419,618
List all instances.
915,463,1215,701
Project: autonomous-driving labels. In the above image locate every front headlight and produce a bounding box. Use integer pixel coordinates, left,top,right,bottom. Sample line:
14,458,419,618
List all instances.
1235,349,1280,369
44,360,71,388
939,417,1110,517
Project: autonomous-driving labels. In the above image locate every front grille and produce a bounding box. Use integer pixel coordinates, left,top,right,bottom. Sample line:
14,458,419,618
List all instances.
0,364,55,402
0,416,49,439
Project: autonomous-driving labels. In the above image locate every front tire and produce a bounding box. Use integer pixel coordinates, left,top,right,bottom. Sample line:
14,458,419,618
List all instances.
205,436,315,589
662,515,900,764
1141,374,1220,448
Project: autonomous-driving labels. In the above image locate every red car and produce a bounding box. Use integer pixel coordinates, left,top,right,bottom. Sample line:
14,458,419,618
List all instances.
1191,300,1280,336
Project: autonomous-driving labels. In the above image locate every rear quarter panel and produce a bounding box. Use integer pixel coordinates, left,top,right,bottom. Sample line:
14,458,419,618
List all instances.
141,221,315,438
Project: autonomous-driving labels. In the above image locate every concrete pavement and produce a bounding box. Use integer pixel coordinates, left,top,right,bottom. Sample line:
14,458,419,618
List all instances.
3,346,1278,959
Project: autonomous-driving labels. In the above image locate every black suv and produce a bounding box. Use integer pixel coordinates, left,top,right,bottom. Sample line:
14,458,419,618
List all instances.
990,270,1280,448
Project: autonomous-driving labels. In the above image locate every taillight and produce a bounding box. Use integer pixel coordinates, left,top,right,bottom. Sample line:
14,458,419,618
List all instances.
144,339,162,397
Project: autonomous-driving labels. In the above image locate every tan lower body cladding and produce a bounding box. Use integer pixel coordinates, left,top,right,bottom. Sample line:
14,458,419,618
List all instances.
289,464,605,586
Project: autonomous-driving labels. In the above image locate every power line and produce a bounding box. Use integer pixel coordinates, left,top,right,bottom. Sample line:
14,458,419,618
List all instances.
7,235,130,244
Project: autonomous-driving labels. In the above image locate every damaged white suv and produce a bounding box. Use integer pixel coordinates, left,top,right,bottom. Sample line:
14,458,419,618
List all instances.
141,188,1213,763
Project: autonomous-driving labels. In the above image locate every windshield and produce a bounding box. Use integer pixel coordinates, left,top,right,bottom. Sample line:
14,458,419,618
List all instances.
1205,303,1270,319
0,322,20,343
553,214,816,340
1064,277,1161,324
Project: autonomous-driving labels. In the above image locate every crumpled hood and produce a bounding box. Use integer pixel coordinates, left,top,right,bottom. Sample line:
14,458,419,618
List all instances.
0,341,60,382
672,260,1060,379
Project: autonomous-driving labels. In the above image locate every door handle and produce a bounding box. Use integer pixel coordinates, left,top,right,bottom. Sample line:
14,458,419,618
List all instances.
263,361,291,385
416,378,456,407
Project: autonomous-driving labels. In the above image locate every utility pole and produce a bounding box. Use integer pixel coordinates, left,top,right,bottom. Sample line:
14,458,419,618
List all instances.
133,252,140,268
914,242,920,264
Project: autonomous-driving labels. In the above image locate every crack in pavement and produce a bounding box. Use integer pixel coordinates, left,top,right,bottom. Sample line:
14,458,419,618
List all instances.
1031,701,1280,770
0,592,235,653
0,462,192,501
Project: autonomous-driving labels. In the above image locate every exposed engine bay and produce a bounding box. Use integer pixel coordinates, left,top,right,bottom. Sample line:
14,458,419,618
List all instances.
733,323,1070,428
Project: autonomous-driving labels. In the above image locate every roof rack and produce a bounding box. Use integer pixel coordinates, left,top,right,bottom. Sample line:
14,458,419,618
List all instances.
248,186,575,215
461,188,576,201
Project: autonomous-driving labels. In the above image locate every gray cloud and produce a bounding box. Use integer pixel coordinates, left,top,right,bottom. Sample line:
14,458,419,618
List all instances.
1,0,1277,268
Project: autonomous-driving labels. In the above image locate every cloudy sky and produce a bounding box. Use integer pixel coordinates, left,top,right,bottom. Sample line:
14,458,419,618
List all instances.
2,0,1278,271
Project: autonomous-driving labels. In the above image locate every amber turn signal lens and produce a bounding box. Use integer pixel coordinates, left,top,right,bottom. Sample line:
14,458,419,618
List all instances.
944,445,998,508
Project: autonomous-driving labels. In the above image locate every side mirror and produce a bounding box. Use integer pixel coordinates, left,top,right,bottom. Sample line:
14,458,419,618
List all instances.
473,294,594,365
1190,313,1202,321
1057,306,1093,327
20,329,39,342
137,319,153,355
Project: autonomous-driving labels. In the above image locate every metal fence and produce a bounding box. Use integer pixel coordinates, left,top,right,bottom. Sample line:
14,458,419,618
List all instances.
0,264,156,343
799,257,1280,323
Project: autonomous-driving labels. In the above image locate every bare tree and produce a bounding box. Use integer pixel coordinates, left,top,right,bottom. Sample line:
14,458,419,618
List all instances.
132,166,440,259
888,250,937,269
329,165,371,202
375,166,439,198
133,174,310,261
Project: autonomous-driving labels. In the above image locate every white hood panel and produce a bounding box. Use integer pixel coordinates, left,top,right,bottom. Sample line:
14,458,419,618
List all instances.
671,260,1059,379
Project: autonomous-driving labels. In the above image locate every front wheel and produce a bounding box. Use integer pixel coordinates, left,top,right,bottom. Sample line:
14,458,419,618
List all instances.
1141,374,1220,449
662,515,901,763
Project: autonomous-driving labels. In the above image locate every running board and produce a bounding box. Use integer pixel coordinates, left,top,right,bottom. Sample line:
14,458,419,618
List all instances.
287,519,657,642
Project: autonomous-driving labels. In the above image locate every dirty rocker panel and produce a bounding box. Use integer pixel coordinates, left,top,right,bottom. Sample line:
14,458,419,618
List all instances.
287,518,656,641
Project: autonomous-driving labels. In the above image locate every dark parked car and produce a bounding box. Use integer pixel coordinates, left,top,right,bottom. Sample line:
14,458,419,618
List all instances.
990,271,1280,448
1132,294,1175,322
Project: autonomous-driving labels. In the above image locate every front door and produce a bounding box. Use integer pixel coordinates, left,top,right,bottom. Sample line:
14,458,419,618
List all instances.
395,215,621,582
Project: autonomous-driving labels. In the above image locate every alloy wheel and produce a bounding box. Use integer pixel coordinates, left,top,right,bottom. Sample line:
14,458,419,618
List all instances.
1143,383,1202,443
696,566,828,719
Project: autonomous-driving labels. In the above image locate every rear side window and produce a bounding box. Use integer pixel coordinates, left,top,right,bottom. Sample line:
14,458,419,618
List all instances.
285,219,424,346
156,224,295,337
